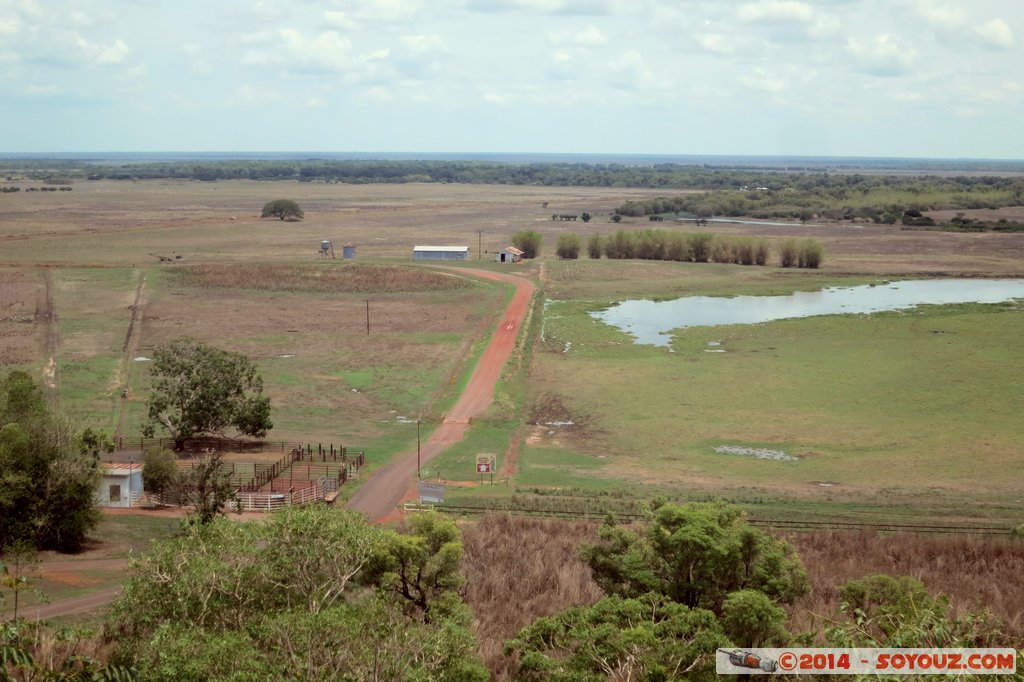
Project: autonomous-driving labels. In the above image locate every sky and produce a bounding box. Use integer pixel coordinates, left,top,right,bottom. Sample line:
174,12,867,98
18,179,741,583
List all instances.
0,0,1021,158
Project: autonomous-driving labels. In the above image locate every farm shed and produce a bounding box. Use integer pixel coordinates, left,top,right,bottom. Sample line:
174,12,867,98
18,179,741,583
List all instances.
413,245,470,261
496,246,524,263
96,463,144,508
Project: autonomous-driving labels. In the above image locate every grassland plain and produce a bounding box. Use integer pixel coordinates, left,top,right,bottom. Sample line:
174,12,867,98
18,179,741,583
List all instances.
520,257,1024,524
1,179,1023,522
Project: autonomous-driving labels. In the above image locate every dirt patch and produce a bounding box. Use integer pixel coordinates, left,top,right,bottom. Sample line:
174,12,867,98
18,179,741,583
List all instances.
38,569,105,587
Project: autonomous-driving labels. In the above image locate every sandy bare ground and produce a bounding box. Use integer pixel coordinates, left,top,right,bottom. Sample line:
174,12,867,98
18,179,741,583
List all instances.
347,267,536,522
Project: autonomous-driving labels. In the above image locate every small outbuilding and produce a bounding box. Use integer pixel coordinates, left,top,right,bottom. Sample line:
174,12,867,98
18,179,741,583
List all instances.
96,463,144,508
412,245,470,261
342,242,356,259
496,246,524,263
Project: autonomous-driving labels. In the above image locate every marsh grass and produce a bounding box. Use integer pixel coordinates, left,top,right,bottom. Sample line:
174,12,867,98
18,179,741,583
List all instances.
460,516,1024,679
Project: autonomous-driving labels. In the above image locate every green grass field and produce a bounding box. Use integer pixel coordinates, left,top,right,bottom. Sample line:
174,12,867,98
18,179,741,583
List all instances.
519,259,1024,523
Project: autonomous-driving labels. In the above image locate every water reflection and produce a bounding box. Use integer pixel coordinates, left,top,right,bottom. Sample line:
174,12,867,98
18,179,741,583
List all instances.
590,279,1024,347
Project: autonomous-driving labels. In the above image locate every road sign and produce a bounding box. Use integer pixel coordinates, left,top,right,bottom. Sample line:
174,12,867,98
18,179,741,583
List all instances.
475,453,496,474
418,482,445,504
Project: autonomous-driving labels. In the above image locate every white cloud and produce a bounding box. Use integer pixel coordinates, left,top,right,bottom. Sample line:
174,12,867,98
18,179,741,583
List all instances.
912,2,965,30
401,34,445,53
0,18,21,35
698,33,734,54
306,96,326,108
484,91,514,105
25,83,57,95
974,18,1015,49
279,28,355,71
355,0,422,23
323,10,359,31
846,34,915,76
73,36,131,66
467,0,610,15
739,66,787,93
737,0,813,24
548,25,608,46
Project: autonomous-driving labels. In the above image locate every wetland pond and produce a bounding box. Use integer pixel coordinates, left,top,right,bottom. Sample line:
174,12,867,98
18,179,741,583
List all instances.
591,279,1024,347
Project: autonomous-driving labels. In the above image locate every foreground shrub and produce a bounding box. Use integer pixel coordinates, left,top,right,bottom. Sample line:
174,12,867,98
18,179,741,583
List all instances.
586,234,603,259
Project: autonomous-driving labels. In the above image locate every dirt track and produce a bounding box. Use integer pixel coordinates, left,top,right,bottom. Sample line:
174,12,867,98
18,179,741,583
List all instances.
347,268,536,522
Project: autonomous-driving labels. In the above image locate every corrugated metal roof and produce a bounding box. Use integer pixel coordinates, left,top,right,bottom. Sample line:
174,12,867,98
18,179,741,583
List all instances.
502,246,524,255
413,245,470,252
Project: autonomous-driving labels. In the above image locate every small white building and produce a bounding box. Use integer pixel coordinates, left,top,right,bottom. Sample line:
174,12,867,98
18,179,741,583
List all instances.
413,245,470,261
496,246,524,263
96,463,144,508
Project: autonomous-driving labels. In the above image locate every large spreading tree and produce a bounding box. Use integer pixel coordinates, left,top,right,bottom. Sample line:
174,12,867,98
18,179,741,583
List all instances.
143,338,272,449
260,199,304,221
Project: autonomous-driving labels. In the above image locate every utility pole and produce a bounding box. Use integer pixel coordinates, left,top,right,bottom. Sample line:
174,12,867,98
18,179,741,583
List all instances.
365,299,370,335
416,417,421,480
477,229,483,260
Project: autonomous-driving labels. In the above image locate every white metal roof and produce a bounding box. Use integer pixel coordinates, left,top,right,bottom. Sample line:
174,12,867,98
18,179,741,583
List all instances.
413,245,470,252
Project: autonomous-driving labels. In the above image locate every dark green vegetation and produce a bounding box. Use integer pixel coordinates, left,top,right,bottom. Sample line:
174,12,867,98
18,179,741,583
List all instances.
512,230,542,259
596,229,814,267
104,507,487,681
4,506,1023,680
0,372,102,552
259,198,303,221
555,233,581,260
7,157,1024,186
616,174,1024,221
142,339,272,449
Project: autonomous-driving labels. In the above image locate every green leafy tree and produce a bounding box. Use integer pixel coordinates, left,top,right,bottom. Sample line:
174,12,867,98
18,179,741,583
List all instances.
720,589,789,647
367,514,466,624
511,230,542,259
260,199,304,221
506,593,728,681
106,507,484,680
0,541,41,621
143,338,272,449
0,371,102,552
826,574,1008,647
141,447,180,504
580,502,808,614
179,451,236,524
555,233,581,259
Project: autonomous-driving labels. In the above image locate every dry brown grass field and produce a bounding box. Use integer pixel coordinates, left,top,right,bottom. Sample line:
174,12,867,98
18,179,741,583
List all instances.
461,515,1024,679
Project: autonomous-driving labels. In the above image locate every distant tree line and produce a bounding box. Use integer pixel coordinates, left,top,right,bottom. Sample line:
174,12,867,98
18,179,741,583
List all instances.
558,229,823,268
2,159,1022,195
616,175,1024,221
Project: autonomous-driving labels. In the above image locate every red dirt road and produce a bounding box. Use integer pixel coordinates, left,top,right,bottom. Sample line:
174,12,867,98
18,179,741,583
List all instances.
347,268,535,522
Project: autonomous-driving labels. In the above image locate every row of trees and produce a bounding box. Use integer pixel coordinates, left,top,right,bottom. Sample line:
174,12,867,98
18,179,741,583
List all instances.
555,229,824,268
616,175,1024,222
8,158,1024,190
